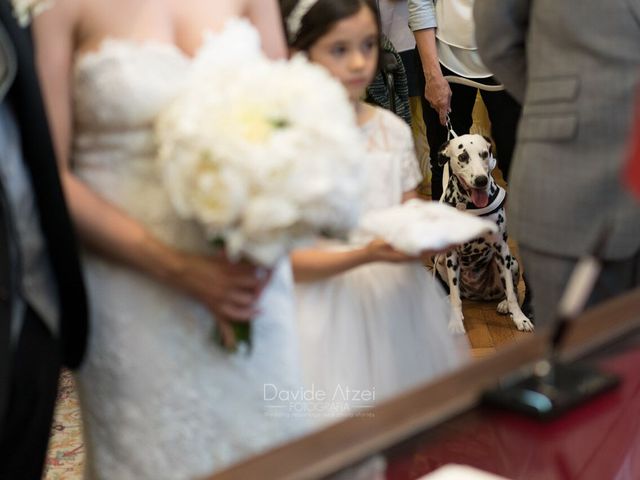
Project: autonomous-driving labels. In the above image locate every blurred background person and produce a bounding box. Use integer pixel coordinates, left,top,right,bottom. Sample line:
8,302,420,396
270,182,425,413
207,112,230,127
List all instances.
408,0,533,320
408,0,521,202
1,4,87,479
377,0,432,190
475,0,640,327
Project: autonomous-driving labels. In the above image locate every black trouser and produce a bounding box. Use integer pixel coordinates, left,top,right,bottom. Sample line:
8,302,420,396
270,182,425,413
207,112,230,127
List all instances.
520,246,640,328
0,307,61,480
416,57,522,201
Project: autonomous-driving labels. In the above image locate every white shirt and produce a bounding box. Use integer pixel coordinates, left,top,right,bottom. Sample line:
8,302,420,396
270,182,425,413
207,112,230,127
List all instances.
378,0,415,53
0,102,60,343
408,0,492,78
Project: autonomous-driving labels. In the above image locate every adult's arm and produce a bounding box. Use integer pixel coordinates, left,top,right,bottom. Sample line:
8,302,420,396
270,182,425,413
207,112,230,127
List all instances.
246,0,288,59
473,0,531,104
408,0,451,125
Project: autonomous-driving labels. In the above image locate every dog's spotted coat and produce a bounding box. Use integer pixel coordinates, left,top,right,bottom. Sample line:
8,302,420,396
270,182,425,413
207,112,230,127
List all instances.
435,134,534,333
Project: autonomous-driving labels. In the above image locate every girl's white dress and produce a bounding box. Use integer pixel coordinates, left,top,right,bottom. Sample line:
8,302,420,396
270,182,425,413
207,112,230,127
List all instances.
295,107,467,423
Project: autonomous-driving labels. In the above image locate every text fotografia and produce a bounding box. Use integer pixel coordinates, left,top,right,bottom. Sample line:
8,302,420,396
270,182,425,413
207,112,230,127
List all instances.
264,384,376,418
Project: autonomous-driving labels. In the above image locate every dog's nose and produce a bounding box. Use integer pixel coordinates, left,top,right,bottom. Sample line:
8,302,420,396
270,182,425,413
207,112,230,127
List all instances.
474,176,488,188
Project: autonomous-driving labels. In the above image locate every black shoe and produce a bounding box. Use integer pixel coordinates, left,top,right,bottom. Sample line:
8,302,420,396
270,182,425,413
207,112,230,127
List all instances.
521,287,535,324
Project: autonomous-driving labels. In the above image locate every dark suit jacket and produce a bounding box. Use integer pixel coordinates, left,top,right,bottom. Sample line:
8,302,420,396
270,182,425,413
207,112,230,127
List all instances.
0,0,87,427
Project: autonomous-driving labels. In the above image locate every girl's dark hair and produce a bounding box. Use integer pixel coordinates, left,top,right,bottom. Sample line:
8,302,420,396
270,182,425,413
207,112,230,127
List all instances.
280,0,381,52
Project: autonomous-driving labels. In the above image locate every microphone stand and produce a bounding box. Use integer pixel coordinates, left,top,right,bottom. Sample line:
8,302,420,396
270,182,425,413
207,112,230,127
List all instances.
482,227,620,420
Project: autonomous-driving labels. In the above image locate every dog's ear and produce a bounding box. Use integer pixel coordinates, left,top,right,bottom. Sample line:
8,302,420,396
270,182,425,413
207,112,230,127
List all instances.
482,135,497,171
489,153,497,171
482,135,493,155
438,141,451,167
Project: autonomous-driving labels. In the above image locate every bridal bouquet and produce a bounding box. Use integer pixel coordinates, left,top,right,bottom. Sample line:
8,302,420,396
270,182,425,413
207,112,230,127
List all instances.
156,22,366,350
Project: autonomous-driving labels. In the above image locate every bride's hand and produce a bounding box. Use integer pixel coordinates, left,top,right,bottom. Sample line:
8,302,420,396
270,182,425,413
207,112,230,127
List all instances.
170,251,272,323
365,239,420,263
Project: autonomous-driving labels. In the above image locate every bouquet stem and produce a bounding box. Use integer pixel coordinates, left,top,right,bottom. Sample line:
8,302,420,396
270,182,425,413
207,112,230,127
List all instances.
214,321,252,353
231,323,252,352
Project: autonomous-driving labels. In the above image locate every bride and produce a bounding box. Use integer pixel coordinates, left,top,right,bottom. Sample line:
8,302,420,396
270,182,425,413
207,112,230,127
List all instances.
33,0,308,478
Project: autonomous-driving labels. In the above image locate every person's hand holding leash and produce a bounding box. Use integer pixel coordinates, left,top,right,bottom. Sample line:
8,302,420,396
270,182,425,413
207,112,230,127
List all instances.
425,69,452,125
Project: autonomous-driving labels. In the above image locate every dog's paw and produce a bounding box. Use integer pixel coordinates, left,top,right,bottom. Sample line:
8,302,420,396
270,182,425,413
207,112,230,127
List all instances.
448,309,466,335
512,312,534,332
496,299,509,315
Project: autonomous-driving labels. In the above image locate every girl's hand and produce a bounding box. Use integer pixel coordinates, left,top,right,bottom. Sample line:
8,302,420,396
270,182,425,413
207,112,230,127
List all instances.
365,239,420,263
365,239,459,265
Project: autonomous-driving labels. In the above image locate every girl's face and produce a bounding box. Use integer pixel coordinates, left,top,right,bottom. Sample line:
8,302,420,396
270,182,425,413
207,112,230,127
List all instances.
307,5,379,102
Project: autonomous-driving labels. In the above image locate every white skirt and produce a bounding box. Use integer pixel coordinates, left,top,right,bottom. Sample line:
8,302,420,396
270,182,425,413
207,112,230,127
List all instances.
295,259,468,425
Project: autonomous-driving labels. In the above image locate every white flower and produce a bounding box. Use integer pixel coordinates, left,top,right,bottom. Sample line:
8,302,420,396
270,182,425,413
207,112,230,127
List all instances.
156,26,366,267
11,0,53,27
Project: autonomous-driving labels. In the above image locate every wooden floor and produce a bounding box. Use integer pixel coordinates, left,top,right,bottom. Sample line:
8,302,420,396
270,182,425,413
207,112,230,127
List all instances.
464,297,531,358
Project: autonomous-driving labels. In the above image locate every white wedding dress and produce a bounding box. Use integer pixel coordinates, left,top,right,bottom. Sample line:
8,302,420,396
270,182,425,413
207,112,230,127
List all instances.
72,21,308,479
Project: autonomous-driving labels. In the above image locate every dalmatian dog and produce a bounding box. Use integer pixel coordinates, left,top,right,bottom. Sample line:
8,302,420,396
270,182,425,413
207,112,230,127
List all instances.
435,134,534,334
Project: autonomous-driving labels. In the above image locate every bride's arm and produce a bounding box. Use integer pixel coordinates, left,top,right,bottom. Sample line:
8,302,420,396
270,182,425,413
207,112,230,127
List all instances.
33,5,176,283
245,0,288,59
32,3,265,323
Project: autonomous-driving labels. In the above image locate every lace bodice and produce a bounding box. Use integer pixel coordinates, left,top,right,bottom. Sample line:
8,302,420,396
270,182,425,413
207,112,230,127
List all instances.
74,40,189,132
72,38,205,252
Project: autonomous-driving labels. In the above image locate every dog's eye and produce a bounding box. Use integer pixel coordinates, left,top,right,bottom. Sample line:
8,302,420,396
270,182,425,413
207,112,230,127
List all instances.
458,152,469,162
480,151,489,159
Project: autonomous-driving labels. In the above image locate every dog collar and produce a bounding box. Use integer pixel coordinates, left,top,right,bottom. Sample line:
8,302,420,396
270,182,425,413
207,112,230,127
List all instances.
456,185,507,217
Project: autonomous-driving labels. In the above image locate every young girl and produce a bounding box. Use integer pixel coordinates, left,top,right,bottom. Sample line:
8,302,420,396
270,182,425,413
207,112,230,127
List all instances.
282,0,469,422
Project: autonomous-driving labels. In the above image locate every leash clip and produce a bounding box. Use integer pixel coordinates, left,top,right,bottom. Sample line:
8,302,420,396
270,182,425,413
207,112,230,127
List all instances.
446,114,458,141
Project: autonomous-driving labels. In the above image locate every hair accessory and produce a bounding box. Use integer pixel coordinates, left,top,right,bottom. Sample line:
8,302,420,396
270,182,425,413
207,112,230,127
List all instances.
287,0,321,42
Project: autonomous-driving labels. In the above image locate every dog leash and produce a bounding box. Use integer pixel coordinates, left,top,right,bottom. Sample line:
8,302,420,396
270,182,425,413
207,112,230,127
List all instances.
441,115,458,204
432,116,460,280
446,114,458,141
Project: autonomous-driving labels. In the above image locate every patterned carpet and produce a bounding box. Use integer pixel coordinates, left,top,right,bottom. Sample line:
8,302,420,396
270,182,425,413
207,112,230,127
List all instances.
45,369,84,479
